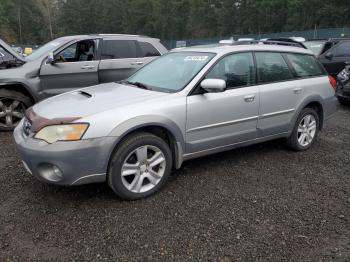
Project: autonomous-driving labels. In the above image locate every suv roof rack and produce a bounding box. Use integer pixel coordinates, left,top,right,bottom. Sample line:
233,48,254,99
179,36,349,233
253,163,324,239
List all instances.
88,34,149,38
228,39,307,49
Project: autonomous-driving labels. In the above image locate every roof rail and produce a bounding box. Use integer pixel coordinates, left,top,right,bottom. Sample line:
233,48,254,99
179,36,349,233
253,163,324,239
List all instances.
228,39,307,49
88,34,149,38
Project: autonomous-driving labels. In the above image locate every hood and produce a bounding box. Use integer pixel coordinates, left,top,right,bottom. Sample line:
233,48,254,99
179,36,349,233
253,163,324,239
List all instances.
32,82,169,120
0,39,25,63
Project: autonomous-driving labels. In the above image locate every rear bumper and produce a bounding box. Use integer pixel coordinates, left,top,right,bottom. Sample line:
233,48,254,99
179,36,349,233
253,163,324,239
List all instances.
14,121,118,186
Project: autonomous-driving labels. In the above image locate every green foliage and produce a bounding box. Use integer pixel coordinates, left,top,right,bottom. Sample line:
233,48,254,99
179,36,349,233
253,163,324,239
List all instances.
0,0,349,44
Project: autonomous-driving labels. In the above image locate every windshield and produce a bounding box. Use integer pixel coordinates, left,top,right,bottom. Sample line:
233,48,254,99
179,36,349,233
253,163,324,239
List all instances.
127,52,215,92
304,41,326,56
25,39,66,61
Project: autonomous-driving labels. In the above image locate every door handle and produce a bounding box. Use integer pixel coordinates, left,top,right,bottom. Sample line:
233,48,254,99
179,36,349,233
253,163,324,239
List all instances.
293,88,302,94
244,95,255,102
131,61,144,66
81,65,95,70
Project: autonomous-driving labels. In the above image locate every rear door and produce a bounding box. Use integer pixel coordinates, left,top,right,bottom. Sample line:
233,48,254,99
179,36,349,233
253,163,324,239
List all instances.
256,52,302,136
98,39,144,82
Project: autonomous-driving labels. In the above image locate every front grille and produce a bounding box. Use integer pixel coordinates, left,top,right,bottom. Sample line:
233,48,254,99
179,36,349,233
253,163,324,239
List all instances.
23,118,32,136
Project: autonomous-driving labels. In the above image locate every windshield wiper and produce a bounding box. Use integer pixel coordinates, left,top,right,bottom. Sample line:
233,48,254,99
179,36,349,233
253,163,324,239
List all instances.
118,80,152,90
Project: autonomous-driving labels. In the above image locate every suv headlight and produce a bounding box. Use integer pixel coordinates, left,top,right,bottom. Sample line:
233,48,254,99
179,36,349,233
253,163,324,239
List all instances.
34,124,89,144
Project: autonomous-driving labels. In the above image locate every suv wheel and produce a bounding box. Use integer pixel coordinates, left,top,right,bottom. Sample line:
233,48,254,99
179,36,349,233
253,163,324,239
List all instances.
287,108,319,151
108,132,172,200
0,89,32,131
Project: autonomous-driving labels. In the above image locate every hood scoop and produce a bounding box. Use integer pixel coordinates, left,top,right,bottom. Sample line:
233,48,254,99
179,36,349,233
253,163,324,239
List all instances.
78,91,93,98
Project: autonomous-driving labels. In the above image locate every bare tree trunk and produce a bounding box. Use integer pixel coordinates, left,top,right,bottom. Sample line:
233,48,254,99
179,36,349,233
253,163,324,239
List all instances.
47,3,53,39
18,6,22,43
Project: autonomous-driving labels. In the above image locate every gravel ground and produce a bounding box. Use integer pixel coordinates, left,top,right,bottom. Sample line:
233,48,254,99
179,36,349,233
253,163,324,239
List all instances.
0,105,349,261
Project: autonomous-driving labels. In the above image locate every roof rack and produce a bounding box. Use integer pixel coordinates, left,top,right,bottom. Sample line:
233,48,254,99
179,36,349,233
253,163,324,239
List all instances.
88,34,148,38
227,39,307,49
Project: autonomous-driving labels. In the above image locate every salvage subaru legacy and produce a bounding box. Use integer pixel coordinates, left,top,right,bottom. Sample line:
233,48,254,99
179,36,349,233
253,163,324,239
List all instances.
14,42,337,200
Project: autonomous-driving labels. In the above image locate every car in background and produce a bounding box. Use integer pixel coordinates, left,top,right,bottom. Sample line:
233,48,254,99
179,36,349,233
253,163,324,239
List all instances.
14,43,337,200
304,40,326,56
317,38,350,77
336,64,350,105
0,34,168,130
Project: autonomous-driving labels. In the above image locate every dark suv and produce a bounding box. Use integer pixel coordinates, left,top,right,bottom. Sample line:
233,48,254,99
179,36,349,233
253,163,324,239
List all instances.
318,38,350,77
0,35,167,130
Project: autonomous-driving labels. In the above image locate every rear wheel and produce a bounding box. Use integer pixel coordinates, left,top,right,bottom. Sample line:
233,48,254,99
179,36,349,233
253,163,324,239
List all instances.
108,132,173,200
0,89,32,131
287,108,319,151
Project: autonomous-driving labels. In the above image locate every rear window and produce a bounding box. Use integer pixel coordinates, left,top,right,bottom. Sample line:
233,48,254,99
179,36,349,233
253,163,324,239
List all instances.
101,40,137,59
334,42,350,57
256,52,293,84
139,42,160,57
286,53,324,77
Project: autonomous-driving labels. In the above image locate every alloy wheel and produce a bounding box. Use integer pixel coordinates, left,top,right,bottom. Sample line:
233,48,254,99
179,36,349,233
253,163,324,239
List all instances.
297,114,317,147
121,145,166,193
0,98,26,129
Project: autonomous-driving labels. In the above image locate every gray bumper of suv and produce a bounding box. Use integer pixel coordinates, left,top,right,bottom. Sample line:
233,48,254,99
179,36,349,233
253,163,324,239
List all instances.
14,124,117,186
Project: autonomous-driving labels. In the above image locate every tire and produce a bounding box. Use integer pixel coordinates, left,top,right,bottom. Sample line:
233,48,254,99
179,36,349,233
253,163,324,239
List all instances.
108,132,173,200
0,89,32,131
287,108,320,151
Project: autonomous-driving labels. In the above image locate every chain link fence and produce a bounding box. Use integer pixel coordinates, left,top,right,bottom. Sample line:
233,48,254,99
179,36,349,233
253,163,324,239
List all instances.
162,27,350,49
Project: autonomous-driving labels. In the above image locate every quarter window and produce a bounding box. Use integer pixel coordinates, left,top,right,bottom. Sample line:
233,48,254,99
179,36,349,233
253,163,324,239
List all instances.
139,42,160,57
287,53,324,77
256,52,293,84
101,40,137,59
205,52,255,89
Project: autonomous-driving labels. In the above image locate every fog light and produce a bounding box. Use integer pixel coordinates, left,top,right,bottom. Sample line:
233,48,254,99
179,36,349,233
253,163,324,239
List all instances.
37,163,63,182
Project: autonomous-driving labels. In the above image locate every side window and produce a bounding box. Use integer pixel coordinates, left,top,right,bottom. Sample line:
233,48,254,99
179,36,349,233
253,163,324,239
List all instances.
287,53,324,77
101,40,137,59
56,40,95,62
334,42,350,57
205,52,255,89
139,42,160,57
256,52,293,84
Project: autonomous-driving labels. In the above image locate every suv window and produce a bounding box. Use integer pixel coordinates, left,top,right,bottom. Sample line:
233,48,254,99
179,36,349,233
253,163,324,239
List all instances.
206,52,255,89
287,53,324,77
139,42,160,57
56,40,95,62
334,42,350,57
101,40,137,59
256,52,293,84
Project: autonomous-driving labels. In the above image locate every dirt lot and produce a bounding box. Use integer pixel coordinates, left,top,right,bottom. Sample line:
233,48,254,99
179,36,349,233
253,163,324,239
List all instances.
0,105,349,261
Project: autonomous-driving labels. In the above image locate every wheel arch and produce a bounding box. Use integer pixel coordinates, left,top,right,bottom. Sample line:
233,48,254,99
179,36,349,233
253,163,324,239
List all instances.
108,117,185,170
0,82,37,104
293,95,324,130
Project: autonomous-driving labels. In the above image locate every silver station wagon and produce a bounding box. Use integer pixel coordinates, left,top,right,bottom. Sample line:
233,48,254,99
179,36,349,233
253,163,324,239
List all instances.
14,42,337,200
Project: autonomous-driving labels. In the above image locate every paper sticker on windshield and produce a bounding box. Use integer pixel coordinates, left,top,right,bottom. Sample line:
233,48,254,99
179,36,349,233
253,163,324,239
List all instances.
184,56,209,61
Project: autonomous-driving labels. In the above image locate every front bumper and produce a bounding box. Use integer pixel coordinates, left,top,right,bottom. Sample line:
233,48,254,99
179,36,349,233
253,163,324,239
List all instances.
14,121,118,186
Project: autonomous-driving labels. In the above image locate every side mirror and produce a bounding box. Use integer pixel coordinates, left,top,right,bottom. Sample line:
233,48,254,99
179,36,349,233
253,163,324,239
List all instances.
325,52,334,60
201,79,226,93
47,52,55,64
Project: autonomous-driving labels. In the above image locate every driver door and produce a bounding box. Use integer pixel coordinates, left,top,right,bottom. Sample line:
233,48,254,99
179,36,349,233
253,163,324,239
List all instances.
39,39,99,97
186,52,259,153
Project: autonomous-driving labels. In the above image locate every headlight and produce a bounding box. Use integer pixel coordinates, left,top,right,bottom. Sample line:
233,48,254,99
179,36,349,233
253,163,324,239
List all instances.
34,124,89,144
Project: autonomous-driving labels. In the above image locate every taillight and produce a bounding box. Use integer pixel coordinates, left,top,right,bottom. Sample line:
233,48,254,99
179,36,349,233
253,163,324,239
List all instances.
328,75,337,92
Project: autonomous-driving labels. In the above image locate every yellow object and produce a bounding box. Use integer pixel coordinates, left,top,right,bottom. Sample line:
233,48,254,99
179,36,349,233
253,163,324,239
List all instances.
24,47,33,55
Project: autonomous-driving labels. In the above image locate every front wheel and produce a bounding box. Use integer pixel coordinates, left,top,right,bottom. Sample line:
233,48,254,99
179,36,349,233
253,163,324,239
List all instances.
0,89,32,131
287,108,319,151
108,132,173,200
